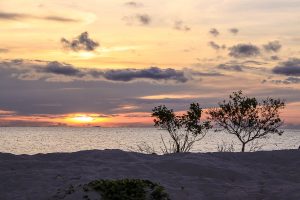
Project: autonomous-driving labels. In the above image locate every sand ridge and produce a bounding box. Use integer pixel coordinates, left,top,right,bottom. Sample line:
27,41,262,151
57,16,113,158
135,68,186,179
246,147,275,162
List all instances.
0,150,299,200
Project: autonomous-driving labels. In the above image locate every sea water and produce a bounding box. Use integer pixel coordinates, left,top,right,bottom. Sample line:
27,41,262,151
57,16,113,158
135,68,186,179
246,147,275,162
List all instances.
0,127,299,154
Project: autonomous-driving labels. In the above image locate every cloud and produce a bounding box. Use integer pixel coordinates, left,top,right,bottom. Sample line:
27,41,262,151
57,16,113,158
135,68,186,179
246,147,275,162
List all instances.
0,109,16,116
91,67,188,83
37,61,84,77
186,70,224,77
217,61,267,73
279,77,300,84
124,1,143,8
0,48,9,53
0,11,78,22
229,28,239,35
270,55,280,60
229,43,261,58
263,41,282,53
2,58,300,127
173,21,191,31
0,12,26,20
209,28,219,37
272,58,300,76
268,77,300,85
0,59,188,83
43,16,79,22
123,14,151,26
208,41,226,50
218,64,243,71
61,32,99,52
136,14,151,25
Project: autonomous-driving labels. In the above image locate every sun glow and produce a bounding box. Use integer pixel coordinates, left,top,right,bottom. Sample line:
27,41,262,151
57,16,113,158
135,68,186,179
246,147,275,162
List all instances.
64,113,111,126
72,115,94,123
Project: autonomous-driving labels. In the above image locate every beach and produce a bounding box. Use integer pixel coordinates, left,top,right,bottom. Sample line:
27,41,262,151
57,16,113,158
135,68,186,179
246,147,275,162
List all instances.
1,149,299,200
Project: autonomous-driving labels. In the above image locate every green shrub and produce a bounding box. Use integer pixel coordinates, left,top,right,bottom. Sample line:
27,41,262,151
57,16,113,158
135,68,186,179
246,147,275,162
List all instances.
86,179,170,200
55,179,170,200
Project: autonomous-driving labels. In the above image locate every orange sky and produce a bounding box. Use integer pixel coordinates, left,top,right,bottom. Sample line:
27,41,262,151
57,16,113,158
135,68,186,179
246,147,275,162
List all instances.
0,0,300,127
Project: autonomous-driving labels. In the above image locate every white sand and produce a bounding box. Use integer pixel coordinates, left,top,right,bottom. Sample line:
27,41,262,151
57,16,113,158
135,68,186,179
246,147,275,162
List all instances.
0,150,299,200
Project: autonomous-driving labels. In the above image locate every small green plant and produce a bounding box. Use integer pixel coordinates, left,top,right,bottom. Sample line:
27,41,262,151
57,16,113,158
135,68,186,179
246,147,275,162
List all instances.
55,179,170,200
86,179,170,200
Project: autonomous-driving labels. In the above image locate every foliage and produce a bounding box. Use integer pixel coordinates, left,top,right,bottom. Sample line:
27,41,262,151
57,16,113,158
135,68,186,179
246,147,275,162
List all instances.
85,179,170,200
208,91,285,152
152,103,211,153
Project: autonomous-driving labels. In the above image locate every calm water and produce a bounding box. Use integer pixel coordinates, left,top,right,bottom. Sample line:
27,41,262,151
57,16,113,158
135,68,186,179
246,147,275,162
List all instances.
0,127,299,155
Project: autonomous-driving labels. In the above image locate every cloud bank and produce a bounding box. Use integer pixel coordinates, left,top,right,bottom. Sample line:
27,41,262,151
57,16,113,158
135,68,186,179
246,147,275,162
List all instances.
0,59,188,83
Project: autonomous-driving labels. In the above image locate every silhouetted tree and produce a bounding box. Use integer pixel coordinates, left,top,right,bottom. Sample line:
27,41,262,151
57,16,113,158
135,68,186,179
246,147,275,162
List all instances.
152,103,211,153
208,91,285,152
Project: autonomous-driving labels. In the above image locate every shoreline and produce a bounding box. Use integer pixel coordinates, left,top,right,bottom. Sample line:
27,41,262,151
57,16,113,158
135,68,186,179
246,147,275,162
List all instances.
0,149,299,199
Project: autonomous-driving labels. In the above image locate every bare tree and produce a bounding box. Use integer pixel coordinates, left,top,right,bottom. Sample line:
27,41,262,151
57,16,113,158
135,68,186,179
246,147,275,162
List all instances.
208,91,285,152
152,103,211,153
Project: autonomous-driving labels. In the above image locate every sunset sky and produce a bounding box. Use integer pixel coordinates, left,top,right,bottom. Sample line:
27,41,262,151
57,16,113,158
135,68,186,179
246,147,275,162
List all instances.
0,0,300,127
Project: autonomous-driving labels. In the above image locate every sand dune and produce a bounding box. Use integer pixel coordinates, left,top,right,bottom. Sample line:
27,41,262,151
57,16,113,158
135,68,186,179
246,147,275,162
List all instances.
0,150,299,200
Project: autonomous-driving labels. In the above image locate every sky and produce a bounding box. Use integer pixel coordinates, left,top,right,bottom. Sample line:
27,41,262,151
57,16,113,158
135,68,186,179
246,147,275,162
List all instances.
0,0,300,127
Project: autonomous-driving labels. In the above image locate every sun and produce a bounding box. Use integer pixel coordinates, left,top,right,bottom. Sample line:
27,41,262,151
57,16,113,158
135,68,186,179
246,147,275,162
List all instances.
72,115,94,123
64,113,111,126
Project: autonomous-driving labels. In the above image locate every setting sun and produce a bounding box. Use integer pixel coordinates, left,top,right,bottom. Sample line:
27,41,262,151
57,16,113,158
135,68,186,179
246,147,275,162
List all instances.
72,115,94,123
64,113,111,126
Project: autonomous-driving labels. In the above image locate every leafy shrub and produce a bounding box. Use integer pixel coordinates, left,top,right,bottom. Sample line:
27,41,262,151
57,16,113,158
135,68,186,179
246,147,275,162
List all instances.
208,91,285,152
55,179,170,200
85,179,170,200
152,103,211,153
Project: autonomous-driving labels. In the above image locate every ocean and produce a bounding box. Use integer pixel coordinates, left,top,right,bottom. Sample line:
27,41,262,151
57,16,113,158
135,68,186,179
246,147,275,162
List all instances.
0,127,299,155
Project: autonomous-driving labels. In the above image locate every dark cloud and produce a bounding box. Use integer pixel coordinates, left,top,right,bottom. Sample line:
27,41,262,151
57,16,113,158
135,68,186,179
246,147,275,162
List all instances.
263,41,282,53
229,43,261,58
229,28,239,35
270,55,280,61
0,48,9,53
173,21,191,31
0,59,188,83
209,28,219,37
272,58,300,76
61,32,99,52
92,67,188,83
37,61,83,77
124,1,143,8
208,41,226,50
218,64,243,71
0,11,78,22
136,14,151,25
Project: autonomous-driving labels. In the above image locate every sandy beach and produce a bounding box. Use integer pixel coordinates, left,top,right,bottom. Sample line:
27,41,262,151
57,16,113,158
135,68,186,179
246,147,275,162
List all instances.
0,149,299,200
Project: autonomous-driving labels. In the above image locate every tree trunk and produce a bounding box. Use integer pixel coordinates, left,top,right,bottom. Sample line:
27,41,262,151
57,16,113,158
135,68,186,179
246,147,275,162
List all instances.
241,143,246,152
